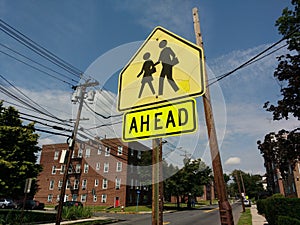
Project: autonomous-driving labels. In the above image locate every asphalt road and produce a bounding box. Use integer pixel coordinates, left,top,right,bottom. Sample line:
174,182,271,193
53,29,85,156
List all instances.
95,202,243,225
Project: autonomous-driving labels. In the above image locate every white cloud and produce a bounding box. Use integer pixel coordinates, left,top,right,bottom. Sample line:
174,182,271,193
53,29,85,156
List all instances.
117,0,194,38
225,157,241,165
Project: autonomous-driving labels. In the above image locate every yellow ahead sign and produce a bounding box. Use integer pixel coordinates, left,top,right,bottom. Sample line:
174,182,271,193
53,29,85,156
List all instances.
117,26,205,112
122,99,197,141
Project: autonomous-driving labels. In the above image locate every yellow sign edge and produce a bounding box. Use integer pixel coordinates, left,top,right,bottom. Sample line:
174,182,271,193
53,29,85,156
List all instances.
117,26,206,112
122,98,198,142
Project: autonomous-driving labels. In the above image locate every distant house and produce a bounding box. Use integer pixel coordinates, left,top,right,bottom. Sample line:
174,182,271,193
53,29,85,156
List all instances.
34,138,152,207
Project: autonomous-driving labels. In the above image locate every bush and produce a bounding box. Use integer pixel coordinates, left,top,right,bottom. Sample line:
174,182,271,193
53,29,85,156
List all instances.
261,196,300,225
62,206,93,220
0,210,56,224
277,216,300,225
256,199,267,215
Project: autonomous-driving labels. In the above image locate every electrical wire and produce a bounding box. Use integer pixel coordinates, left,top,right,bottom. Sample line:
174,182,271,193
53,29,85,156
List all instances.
0,19,82,78
207,27,299,87
0,42,79,85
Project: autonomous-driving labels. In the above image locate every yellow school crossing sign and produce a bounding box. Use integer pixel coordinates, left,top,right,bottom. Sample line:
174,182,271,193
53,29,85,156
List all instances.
123,98,197,141
117,26,205,112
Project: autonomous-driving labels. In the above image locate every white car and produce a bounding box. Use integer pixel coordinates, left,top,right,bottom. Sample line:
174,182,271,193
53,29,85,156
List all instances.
243,199,251,207
0,198,17,209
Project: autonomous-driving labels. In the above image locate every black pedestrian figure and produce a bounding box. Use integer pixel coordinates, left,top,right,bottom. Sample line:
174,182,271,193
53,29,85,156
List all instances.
137,52,156,98
156,40,179,95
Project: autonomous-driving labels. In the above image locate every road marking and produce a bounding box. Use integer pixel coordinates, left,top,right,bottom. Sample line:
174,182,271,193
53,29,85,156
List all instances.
163,222,170,225
204,207,219,213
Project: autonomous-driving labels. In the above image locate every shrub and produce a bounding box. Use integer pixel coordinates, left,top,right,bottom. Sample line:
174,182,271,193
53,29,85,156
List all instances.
277,216,300,225
256,199,267,215
263,197,300,225
62,206,93,220
0,210,56,224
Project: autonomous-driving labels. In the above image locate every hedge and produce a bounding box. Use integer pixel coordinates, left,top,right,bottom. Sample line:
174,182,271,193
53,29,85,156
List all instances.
0,210,56,224
256,195,300,225
277,216,300,225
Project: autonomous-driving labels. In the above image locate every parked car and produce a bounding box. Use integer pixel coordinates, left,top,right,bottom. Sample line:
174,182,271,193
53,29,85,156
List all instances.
54,201,83,210
0,198,17,209
17,200,45,210
244,199,251,207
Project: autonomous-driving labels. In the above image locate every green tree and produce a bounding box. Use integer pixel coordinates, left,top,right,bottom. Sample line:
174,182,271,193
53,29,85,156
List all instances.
164,159,212,208
230,170,264,200
257,129,300,179
264,0,300,120
0,102,42,198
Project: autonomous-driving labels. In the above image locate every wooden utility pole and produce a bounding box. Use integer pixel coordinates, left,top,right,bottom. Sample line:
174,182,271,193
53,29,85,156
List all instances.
55,80,98,225
192,8,234,225
236,171,245,212
152,138,163,225
240,171,246,196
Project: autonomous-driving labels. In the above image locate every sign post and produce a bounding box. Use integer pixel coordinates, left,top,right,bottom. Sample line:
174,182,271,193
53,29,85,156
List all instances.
117,26,206,225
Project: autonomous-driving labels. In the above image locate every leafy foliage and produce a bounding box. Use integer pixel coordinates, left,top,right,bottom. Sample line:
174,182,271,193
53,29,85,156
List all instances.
229,170,264,199
163,159,212,207
264,0,300,120
257,129,300,178
0,102,42,198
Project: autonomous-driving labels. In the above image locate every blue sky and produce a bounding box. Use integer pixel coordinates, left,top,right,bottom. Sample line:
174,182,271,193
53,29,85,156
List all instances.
0,0,298,176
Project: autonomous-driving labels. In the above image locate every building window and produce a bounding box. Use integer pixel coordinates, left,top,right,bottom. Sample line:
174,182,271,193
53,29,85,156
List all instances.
65,195,69,202
84,163,89,173
60,165,65,174
54,151,59,160
95,179,99,187
72,194,77,201
51,166,56,174
117,146,123,155
115,178,121,190
47,194,53,202
74,179,79,190
102,178,108,189
96,162,100,171
81,194,87,202
137,151,141,159
49,180,54,190
58,180,63,189
116,162,122,172
101,194,107,203
105,147,110,156
130,149,134,156
78,149,83,158
74,164,80,173
85,148,91,158
68,165,73,174
97,146,102,155
82,179,87,190
56,195,60,202
93,195,97,202
104,163,109,173
66,179,71,189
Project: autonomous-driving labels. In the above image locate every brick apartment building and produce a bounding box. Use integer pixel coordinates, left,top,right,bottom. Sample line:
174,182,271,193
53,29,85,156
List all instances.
35,138,152,207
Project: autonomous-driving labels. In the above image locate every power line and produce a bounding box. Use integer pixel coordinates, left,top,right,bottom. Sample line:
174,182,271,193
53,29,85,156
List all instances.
0,42,79,85
0,49,76,87
0,19,83,78
207,27,299,87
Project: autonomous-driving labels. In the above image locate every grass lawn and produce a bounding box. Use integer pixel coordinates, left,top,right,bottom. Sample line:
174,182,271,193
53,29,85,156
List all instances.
238,208,252,225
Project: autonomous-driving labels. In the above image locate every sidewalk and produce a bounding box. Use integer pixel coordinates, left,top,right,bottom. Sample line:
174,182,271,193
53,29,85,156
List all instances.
251,204,268,225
